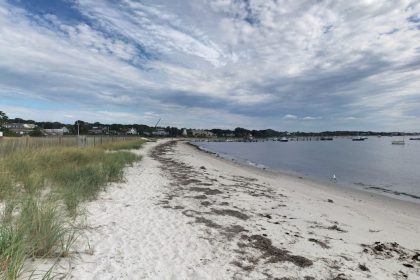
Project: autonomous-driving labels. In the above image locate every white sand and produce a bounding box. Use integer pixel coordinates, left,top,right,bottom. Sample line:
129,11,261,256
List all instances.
39,140,420,279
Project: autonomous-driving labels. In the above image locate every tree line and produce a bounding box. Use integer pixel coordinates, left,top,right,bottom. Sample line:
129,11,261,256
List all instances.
0,110,416,137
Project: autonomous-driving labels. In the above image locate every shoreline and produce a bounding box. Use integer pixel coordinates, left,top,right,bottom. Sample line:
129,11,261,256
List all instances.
173,141,420,278
46,139,420,279
187,141,420,209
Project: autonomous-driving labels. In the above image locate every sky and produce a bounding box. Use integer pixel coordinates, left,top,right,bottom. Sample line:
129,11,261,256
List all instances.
0,0,419,131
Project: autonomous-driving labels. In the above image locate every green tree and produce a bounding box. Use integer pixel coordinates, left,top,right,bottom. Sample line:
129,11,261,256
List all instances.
0,111,8,126
29,127,44,137
74,120,90,135
187,129,193,137
234,127,250,137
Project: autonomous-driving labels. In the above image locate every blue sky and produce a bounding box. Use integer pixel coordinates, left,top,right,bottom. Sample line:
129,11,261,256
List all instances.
0,0,420,131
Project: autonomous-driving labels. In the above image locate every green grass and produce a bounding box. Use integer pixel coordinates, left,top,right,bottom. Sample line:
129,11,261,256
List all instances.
0,174,13,200
0,140,145,279
99,139,146,151
0,136,146,157
1,142,143,212
0,197,78,280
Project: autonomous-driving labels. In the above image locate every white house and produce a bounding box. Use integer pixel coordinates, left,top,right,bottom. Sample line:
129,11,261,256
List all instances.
152,128,169,136
3,123,36,135
127,128,138,135
182,128,188,137
191,129,215,137
43,127,70,136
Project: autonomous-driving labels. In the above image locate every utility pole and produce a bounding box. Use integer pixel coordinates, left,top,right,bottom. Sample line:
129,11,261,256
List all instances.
76,121,80,147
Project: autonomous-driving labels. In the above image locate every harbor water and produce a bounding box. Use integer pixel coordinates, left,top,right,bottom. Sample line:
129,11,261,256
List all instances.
195,137,420,203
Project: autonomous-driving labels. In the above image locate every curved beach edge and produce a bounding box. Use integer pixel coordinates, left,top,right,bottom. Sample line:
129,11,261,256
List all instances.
186,140,420,210
39,139,420,280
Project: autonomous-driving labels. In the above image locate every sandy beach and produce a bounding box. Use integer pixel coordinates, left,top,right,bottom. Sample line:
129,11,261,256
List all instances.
4,1,420,279
47,140,420,279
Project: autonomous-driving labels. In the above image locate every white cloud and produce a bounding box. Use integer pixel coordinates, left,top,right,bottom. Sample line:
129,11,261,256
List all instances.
303,116,322,120
283,114,298,120
0,0,420,131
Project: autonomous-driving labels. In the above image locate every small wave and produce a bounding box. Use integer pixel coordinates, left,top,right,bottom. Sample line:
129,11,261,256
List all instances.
365,186,420,200
245,160,266,169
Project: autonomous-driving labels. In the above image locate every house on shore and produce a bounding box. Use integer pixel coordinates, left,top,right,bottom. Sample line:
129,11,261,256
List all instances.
88,126,109,135
127,128,138,135
43,127,70,136
2,123,36,135
152,128,169,136
191,129,215,137
182,128,188,137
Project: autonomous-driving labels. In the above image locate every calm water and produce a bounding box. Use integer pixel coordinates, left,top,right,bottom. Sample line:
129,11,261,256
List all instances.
196,137,420,203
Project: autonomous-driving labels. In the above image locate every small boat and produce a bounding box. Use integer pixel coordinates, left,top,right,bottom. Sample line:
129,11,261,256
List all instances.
392,140,405,145
392,136,405,145
352,137,365,141
409,137,420,140
320,137,333,141
279,137,288,142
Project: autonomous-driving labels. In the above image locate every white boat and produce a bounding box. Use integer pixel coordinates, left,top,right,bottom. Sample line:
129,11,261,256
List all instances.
392,136,405,145
279,137,288,142
392,140,405,145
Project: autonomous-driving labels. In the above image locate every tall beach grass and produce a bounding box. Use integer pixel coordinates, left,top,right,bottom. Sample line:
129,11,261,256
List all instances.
0,140,146,279
0,135,145,157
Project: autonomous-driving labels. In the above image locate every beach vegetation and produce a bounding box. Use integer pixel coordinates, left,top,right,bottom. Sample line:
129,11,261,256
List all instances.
100,140,146,151
0,140,145,279
28,128,44,137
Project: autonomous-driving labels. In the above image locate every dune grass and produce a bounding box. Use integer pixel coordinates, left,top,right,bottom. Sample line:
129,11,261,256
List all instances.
100,139,146,151
0,197,78,280
0,136,146,157
0,140,145,279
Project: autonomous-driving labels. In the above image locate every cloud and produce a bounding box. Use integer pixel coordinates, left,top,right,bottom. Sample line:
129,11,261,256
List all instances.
342,116,357,121
0,0,420,131
283,114,298,120
303,116,322,121
282,115,322,121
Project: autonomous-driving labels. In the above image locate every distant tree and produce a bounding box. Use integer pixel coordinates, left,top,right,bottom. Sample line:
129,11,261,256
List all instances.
210,129,234,137
74,120,90,135
29,127,44,137
165,126,181,137
0,111,8,126
0,111,17,136
40,121,64,129
234,127,250,137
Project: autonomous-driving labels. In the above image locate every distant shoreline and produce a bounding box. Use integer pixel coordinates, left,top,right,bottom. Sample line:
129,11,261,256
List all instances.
186,141,420,208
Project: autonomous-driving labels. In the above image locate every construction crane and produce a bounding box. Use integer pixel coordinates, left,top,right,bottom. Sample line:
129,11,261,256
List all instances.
154,118,161,129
